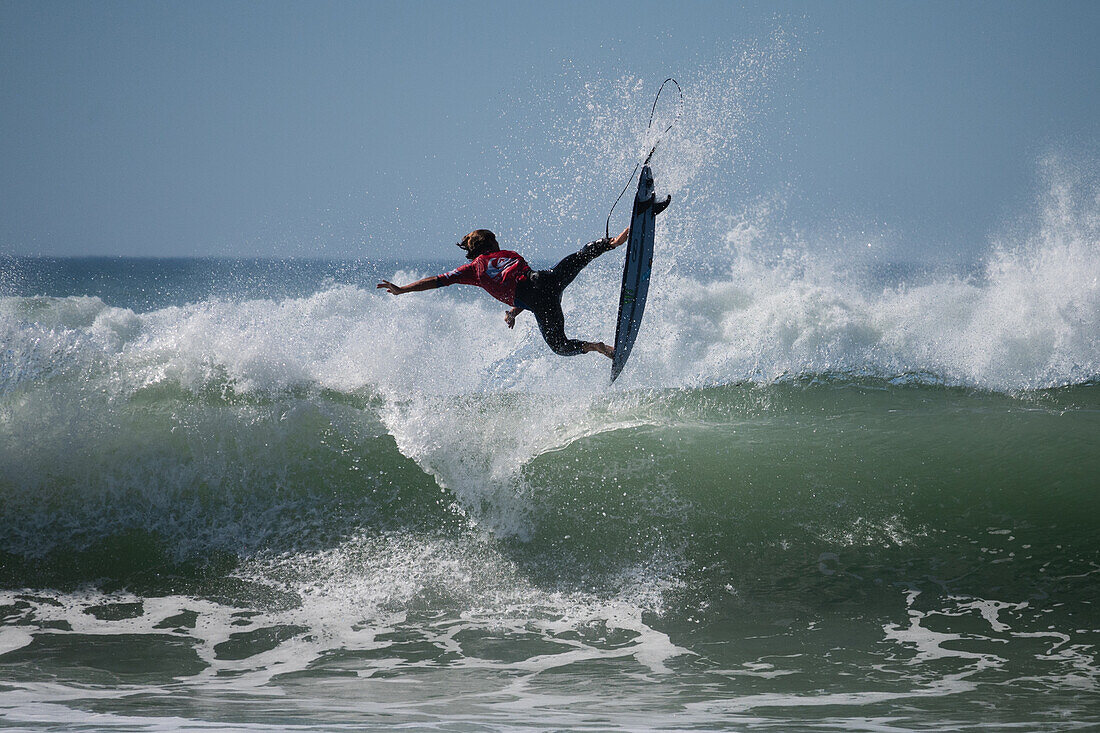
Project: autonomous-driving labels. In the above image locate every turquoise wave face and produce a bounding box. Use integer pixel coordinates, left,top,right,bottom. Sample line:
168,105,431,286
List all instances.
2,376,1097,729
515,381,1100,596
3,379,1096,602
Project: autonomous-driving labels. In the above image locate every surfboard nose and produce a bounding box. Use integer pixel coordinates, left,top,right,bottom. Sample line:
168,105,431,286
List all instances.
635,165,656,203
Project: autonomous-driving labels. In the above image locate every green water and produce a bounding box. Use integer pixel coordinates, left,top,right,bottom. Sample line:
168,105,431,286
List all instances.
2,379,1097,730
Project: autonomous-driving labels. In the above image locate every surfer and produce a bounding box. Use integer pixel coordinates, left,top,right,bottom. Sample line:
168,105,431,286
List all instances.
376,207,668,358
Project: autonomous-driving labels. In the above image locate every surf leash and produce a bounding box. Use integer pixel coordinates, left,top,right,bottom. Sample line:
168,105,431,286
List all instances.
605,77,684,240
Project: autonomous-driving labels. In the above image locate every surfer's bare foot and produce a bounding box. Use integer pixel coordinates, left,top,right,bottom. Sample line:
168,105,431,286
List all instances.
584,342,614,359
653,195,671,215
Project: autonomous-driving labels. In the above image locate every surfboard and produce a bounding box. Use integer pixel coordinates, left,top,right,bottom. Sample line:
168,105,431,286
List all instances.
611,164,657,383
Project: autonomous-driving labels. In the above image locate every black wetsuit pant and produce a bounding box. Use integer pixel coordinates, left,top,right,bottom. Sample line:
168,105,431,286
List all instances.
514,238,615,356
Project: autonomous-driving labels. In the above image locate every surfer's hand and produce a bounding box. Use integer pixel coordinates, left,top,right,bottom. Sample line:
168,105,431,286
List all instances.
610,226,630,248
377,281,404,295
505,307,525,329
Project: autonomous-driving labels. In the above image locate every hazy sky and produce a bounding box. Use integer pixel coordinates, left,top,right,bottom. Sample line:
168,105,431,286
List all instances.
2,0,1098,260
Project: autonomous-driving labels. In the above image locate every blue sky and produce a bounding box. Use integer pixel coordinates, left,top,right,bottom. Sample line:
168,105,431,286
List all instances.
2,0,1098,260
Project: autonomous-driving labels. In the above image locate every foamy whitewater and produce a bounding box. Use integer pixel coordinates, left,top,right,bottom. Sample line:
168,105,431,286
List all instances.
2,53,1099,731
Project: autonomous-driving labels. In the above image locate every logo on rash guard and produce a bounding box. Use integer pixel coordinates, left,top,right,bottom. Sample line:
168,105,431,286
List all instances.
486,257,518,281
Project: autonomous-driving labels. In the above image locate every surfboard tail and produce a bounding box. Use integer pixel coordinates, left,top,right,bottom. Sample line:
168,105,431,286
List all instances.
610,361,626,383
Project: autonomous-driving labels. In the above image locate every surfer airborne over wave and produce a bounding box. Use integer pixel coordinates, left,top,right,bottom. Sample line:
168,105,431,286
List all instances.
376,203,668,359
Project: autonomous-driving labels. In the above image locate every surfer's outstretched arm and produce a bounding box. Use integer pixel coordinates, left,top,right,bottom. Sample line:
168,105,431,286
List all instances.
376,276,441,295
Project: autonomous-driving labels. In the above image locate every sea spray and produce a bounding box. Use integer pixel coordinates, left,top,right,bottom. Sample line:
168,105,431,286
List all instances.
2,56,1100,731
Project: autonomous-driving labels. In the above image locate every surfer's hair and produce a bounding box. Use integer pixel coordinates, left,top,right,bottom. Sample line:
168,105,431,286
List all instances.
458,229,499,260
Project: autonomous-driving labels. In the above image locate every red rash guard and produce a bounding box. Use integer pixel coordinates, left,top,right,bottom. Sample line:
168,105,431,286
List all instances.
436,251,531,306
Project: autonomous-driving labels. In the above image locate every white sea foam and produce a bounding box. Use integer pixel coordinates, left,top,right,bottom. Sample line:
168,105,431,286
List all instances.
4,236,1094,400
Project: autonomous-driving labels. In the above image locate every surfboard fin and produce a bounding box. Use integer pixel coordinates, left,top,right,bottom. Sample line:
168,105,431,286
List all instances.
653,195,671,216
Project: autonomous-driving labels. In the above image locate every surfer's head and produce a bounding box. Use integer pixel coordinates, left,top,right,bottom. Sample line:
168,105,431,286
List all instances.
457,229,499,260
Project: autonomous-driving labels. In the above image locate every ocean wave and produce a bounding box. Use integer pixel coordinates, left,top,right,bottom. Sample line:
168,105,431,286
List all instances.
2,161,1099,594
2,373,1097,587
